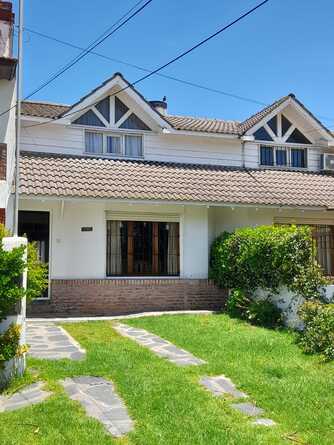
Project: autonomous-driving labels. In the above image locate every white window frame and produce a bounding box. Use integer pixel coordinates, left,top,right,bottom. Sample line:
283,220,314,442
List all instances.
85,130,144,158
259,144,308,169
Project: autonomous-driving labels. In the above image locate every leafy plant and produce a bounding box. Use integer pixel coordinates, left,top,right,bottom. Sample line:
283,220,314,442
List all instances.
0,324,27,367
0,224,48,369
210,225,326,300
298,301,334,361
227,289,282,328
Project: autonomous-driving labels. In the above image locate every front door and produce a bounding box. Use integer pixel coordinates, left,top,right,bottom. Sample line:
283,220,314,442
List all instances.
18,210,50,298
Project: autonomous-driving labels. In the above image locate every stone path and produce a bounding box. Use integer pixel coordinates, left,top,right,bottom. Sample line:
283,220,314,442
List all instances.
114,323,206,366
200,375,276,427
0,382,51,412
26,321,86,360
61,376,133,437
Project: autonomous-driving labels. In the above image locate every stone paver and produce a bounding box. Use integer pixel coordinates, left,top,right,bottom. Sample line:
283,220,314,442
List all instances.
114,323,206,366
231,402,265,417
61,376,133,437
27,321,86,360
200,375,248,399
252,418,277,427
0,382,51,412
201,375,276,427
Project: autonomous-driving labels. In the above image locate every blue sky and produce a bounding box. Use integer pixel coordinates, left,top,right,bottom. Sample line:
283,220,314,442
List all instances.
13,0,334,127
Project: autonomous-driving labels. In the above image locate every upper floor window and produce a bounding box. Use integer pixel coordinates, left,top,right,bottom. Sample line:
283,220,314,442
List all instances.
85,131,143,158
260,145,307,168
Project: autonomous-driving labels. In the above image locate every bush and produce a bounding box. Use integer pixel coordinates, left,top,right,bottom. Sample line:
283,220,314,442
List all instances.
298,301,334,361
210,225,326,300
0,224,48,368
227,289,282,328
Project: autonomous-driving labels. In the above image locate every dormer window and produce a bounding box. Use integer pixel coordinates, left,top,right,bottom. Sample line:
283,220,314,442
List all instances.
260,145,307,168
85,131,143,158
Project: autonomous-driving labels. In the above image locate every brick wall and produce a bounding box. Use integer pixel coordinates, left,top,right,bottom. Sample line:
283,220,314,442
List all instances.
28,279,227,317
0,143,6,180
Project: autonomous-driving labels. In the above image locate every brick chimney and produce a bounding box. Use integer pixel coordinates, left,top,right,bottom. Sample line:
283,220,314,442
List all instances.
0,2,14,59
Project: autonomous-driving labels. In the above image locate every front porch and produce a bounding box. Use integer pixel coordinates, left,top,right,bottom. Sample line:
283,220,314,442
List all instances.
13,197,334,317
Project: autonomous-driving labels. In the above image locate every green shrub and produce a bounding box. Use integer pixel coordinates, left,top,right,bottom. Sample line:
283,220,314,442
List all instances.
0,224,48,369
247,300,282,328
0,324,28,367
298,301,334,361
227,289,282,328
0,243,26,322
210,225,326,300
26,241,48,301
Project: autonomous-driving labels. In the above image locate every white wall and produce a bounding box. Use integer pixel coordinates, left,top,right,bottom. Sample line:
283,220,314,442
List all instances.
0,77,16,217
19,199,210,280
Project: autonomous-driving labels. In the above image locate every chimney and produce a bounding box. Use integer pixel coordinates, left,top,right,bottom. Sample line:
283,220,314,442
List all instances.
150,97,168,116
0,2,14,58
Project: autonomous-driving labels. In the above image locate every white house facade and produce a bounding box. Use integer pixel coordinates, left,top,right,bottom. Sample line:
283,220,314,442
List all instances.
5,71,334,316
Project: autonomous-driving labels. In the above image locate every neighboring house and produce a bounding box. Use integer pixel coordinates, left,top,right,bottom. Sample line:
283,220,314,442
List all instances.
15,72,334,316
0,1,16,227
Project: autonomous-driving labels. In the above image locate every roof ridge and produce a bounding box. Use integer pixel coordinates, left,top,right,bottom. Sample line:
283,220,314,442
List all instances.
167,114,240,123
22,99,70,107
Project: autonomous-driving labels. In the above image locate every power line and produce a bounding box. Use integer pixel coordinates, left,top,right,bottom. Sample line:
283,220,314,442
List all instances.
23,27,334,129
24,0,153,100
24,26,267,107
24,0,272,129
0,0,152,120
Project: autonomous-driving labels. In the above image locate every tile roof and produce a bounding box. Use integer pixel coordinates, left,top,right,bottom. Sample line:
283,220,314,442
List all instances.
238,95,291,134
21,92,332,138
21,101,70,119
164,115,240,135
19,152,334,209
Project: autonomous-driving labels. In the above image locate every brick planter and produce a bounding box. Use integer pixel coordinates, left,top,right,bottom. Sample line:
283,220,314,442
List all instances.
28,279,226,317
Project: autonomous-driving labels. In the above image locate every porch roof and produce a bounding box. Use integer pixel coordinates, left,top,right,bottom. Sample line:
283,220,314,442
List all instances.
19,152,334,209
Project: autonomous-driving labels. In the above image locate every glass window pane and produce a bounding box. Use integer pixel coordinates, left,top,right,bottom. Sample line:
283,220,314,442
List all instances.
267,116,277,136
260,146,274,166
85,132,103,153
275,149,287,166
286,128,311,144
291,148,306,168
125,135,143,157
254,127,273,141
107,136,122,154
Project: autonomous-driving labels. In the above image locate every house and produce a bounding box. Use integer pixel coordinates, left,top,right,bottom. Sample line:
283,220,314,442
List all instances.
0,1,16,227
6,69,334,316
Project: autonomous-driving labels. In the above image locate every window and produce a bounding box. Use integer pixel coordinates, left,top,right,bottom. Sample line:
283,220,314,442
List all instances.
85,131,143,157
85,132,103,153
260,146,274,166
312,225,334,276
106,136,122,155
260,145,307,168
106,220,180,276
291,148,306,168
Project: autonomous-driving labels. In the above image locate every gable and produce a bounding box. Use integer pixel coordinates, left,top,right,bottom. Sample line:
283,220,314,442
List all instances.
244,95,334,146
67,73,171,132
252,112,312,144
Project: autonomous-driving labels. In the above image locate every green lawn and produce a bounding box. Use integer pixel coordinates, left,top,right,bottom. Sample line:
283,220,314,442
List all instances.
0,314,333,445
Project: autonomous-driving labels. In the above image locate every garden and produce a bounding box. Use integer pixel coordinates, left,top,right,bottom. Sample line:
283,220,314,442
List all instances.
0,224,333,444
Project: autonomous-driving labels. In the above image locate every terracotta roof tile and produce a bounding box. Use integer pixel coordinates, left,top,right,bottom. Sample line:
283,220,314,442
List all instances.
21,101,70,119
164,115,239,135
19,152,334,209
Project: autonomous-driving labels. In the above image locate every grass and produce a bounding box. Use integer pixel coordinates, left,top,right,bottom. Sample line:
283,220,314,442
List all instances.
0,314,333,444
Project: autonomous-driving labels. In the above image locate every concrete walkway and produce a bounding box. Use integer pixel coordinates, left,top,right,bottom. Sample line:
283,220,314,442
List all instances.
0,382,51,412
61,376,134,437
114,323,206,366
26,321,86,360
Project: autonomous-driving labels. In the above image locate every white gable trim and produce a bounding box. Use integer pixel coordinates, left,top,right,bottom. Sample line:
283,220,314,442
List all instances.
67,74,171,130
246,97,334,145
